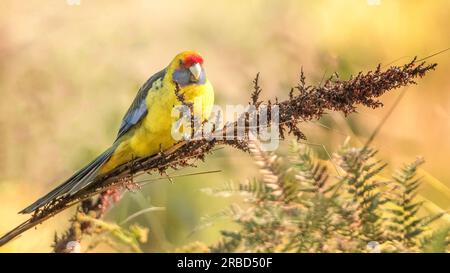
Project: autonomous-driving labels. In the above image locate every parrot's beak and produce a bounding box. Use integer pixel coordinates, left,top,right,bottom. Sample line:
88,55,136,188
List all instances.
189,63,202,81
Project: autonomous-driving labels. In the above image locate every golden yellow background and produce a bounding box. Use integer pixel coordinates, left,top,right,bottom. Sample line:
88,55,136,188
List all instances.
0,0,449,252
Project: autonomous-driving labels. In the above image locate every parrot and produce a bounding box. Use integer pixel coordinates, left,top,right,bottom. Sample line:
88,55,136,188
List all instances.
0,51,214,246
21,50,214,213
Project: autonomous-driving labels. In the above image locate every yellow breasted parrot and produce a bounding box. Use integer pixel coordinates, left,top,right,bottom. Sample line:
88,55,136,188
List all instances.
20,50,214,214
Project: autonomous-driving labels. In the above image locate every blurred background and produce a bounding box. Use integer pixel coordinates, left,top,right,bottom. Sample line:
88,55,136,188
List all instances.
0,0,449,252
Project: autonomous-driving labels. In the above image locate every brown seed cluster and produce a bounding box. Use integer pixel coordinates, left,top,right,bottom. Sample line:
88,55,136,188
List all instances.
277,58,437,140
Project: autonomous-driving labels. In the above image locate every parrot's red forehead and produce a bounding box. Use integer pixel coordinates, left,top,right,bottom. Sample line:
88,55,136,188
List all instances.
183,53,204,67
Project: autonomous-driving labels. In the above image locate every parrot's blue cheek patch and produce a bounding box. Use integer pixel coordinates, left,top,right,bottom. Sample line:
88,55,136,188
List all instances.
173,69,191,86
172,68,206,86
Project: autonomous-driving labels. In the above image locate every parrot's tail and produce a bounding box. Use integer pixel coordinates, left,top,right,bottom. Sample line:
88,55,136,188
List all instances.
19,146,116,214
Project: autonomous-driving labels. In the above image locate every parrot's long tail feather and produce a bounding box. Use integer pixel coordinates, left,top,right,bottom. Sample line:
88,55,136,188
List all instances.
19,146,116,214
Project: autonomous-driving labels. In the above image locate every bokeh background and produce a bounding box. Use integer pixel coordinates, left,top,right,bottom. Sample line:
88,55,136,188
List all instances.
0,0,449,252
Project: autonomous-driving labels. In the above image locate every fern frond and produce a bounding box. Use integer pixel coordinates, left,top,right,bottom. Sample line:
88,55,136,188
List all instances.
383,157,444,249
248,140,295,202
290,141,329,195
190,141,445,253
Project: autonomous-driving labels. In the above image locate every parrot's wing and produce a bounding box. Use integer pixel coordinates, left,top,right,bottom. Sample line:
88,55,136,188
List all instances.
115,68,166,140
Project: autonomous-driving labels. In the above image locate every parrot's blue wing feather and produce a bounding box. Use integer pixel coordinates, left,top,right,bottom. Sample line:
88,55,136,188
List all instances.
116,68,166,140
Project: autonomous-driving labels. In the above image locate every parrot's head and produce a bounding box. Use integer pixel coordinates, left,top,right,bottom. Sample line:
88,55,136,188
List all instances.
170,51,206,87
